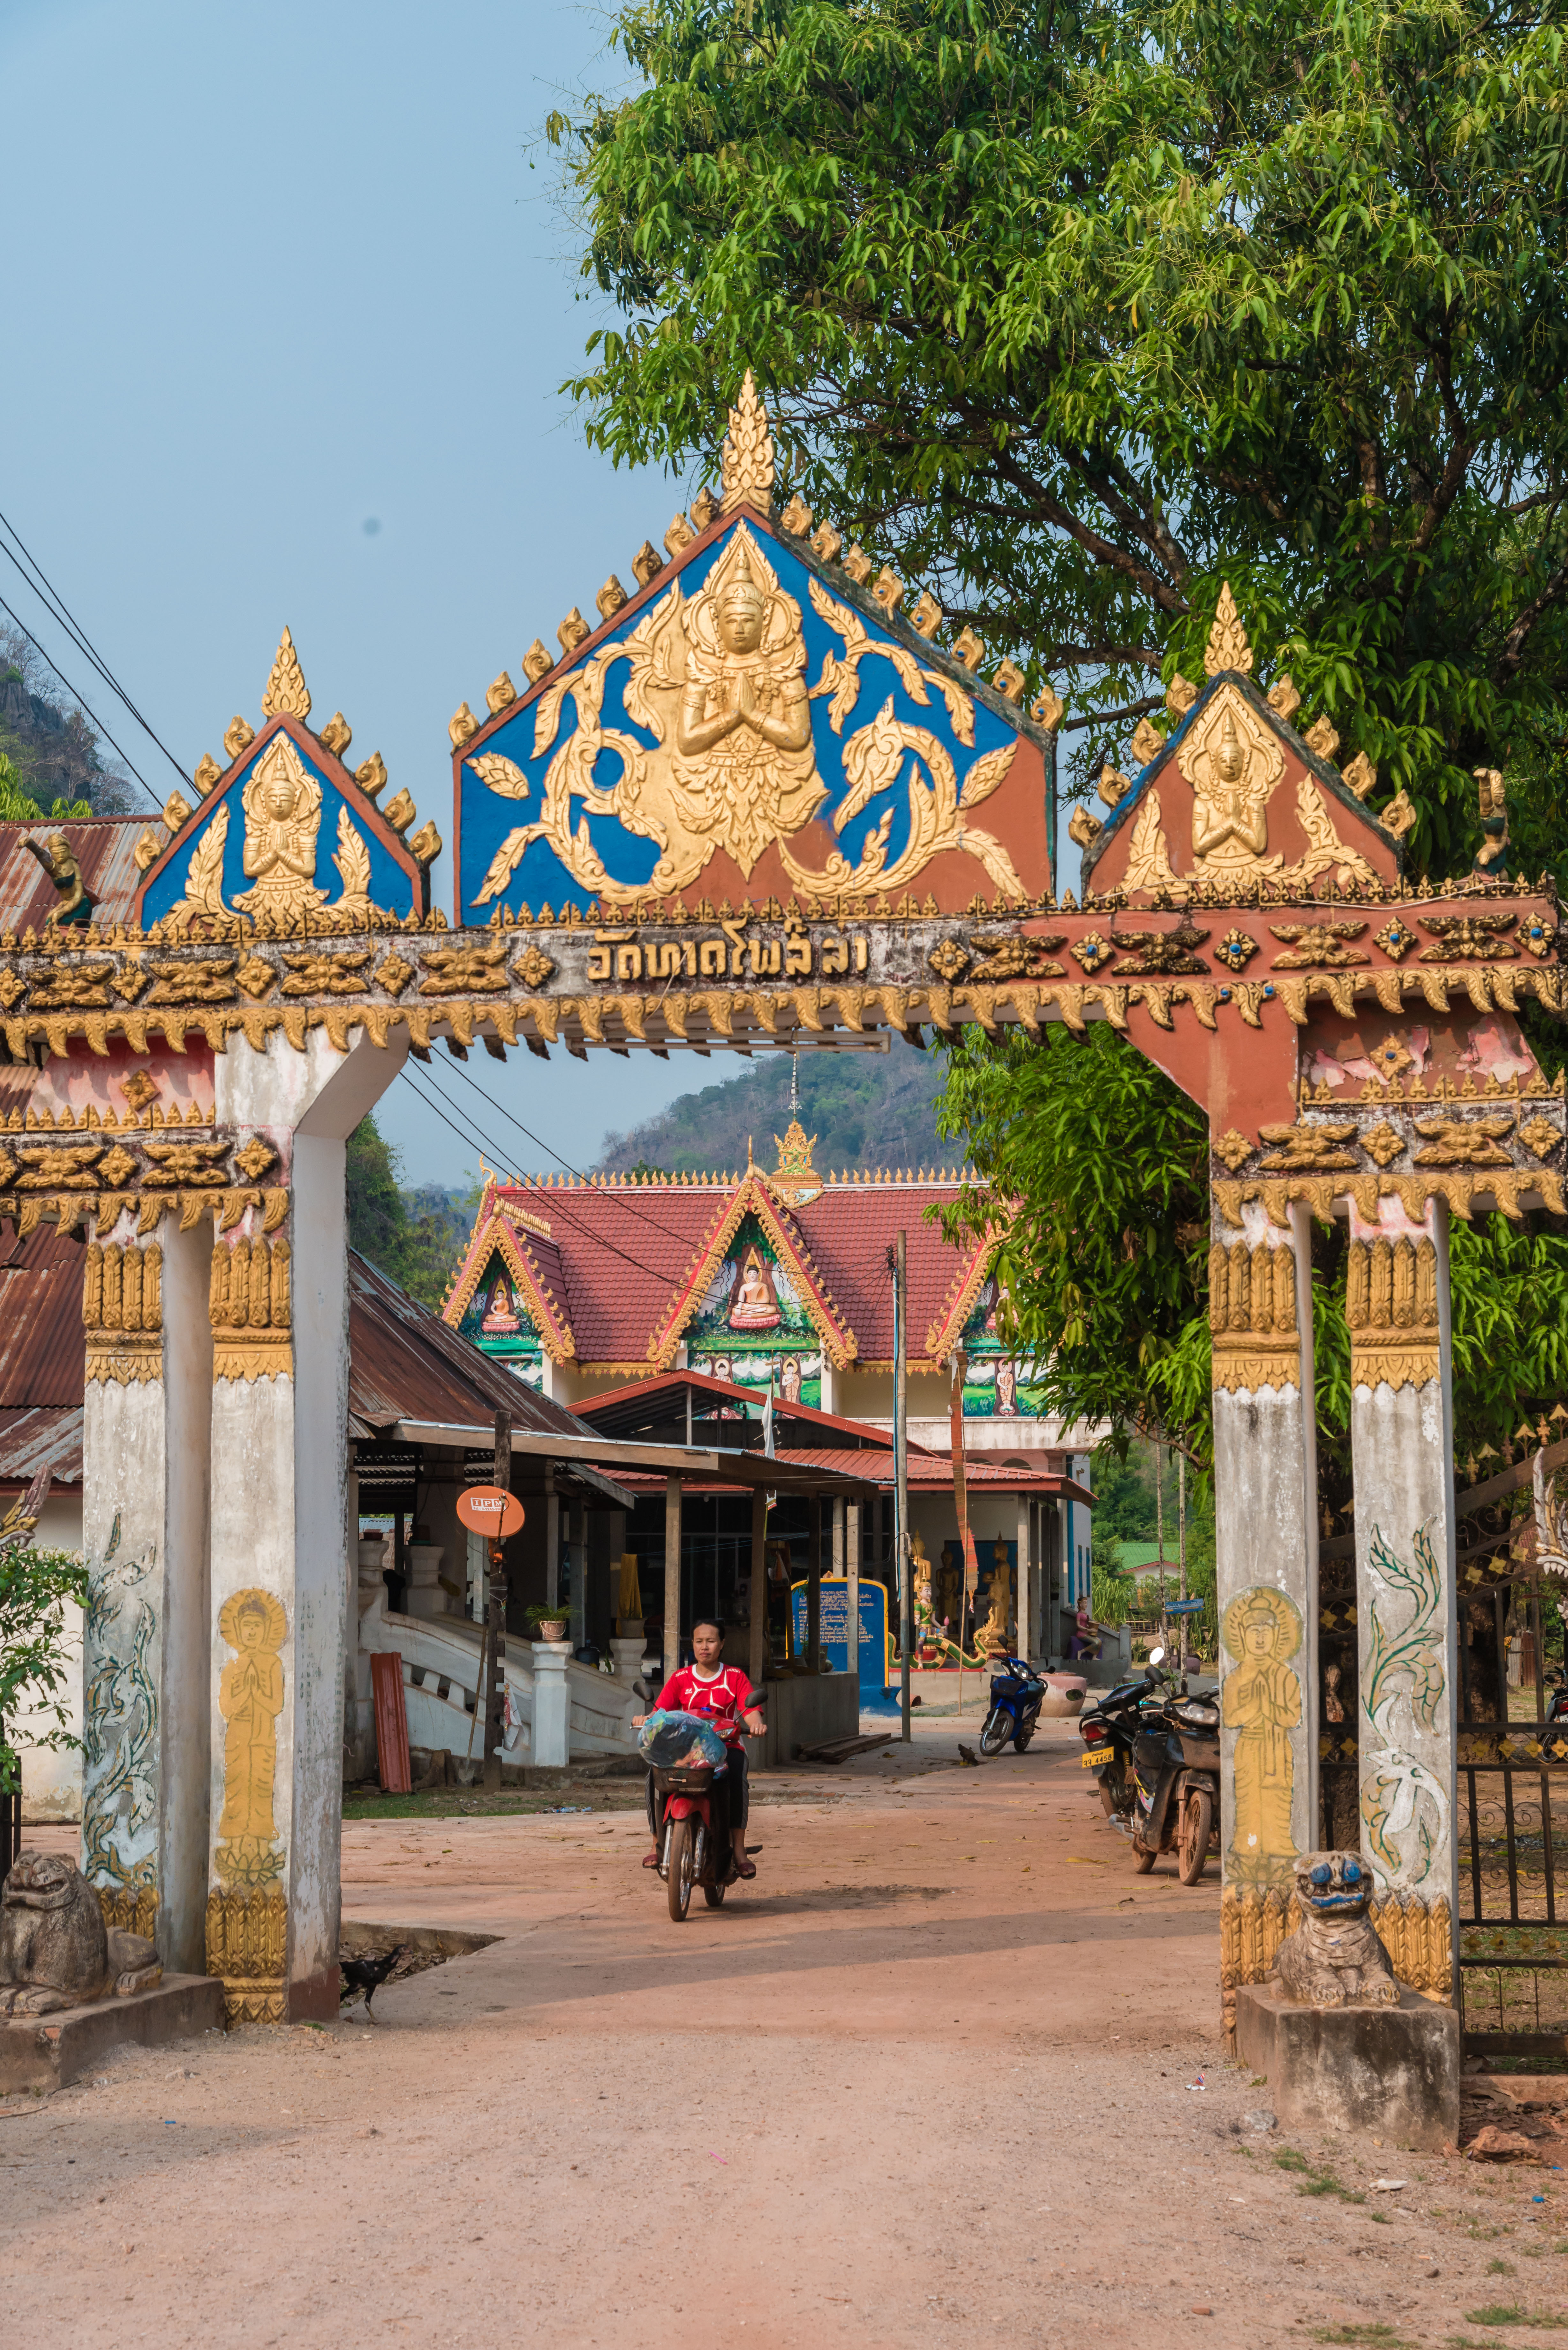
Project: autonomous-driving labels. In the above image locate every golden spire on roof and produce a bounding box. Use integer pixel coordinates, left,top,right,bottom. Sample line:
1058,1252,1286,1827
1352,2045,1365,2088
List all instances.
768,1116,821,1208
1202,582,1253,679
720,369,775,515
261,626,312,720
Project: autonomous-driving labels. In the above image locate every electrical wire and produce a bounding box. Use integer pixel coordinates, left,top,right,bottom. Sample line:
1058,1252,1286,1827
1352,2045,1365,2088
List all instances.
0,505,192,790
0,593,162,812
433,1049,731,1249
396,1057,690,1290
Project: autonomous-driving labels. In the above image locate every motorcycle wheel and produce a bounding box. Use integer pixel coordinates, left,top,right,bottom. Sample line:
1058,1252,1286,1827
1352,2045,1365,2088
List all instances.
1177,1788,1213,1886
667,1818,695,1922
979,1709,1013,1757
1132,1833,1157,1874
703,1883,727,1908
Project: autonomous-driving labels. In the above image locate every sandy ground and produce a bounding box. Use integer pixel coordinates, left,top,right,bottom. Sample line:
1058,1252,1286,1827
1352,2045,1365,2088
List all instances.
4,1714,1564,2349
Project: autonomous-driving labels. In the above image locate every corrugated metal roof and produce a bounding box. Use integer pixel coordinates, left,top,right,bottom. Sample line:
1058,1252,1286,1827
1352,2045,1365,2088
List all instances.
0,816,149,935
0,1406,82,1490
570,1367,937,1452
347,1251,601,1439
0,1222,87,1408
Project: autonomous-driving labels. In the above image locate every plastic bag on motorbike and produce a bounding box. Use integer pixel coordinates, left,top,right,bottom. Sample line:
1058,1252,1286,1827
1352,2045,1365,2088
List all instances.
637,1709,730,1774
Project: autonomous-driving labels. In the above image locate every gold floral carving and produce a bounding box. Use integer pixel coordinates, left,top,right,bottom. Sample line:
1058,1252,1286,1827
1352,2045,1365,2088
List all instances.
1369,1893,1452,1999
261,627,311,721
210,1233,292,1380
1411,1113,1516,1168
98,1883,159,1941
1519,1116,1563,1161
1203,582,1254,678
1347,1233,1440,1392
1220,1883,1301,2046
82,1238,165,1383
1211,1128,1254,1174
720,370,775,513
205,1888,287,2027
224,715,256,761
1209,1239,1302,1391
1270,921,1368,968
1256,1120,1360,1172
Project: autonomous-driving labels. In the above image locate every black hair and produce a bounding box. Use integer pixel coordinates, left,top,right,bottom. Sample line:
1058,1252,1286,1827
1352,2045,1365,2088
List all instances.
690,1616,725,1639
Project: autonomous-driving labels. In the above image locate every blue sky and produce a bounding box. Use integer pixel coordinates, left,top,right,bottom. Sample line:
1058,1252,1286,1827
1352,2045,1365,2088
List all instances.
0,0,733,1185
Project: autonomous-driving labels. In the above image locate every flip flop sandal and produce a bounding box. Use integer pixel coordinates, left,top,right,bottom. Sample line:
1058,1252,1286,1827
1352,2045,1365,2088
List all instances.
736,1858,757,1879
642,1851,660,1869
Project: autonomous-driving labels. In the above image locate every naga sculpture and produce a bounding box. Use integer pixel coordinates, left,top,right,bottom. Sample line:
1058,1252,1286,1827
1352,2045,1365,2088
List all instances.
1272,1849,1399,2008
0,1850,162,2017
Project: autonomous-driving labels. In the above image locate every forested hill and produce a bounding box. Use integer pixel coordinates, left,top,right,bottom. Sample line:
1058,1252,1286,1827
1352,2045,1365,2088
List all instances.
595,1041,960,1177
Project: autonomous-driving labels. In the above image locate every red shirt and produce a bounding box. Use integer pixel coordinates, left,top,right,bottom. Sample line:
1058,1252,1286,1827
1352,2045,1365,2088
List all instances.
654,1665,759,1749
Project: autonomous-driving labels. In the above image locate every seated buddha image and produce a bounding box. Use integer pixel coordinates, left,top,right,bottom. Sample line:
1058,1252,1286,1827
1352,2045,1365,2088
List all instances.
728,1245,781,1331
481,1274,521,1334
671,533,825,877
1190,704,1281,875
235,737,328,920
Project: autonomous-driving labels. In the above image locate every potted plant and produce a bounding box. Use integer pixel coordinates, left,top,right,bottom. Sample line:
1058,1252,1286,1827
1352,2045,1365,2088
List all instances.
525,1605,571,1644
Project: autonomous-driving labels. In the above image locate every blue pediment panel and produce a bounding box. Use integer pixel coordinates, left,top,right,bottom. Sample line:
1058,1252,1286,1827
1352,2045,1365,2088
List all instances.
453,510,1052,921
137,707,428,935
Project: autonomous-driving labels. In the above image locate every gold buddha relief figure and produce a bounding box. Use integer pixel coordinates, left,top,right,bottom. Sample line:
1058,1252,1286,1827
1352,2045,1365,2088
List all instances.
235,736,328,921
669,533,824,875
1180,689,1285,877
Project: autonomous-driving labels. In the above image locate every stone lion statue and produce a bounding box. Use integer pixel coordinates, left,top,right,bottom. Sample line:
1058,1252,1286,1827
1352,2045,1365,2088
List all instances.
0,1851,162,2017
1273,1849,1399,2008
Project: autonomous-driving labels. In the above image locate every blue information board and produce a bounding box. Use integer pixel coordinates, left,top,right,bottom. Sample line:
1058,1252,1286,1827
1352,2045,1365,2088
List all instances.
788,1576,888,1687
1163,1597,1206,1616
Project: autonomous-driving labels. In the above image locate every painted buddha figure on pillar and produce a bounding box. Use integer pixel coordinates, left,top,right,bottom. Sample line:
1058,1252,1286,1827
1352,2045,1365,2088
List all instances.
215,1588,287,1889
673,535,822,876
1221,1586,1304,1885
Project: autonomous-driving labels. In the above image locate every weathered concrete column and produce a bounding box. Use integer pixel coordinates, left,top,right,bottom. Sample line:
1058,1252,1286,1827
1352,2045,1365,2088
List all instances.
203,1027,403,2024
531,1641,570,1766
81,1212,213,1975
1213,1197,1319,2047
1016,1497,1031,1662
1346,1194,1457,2000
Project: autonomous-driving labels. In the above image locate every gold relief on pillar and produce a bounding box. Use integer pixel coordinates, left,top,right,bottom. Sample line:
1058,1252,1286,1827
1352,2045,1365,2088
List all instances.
1221,1587,1304,1887
82,1239,164,1383
1208,1237,1301,1392
205,1888,287,2026
214,1587,287,1891
1219,1884,1300,2045
1346,1233,1439,1391
96,1882,159,1941
209,1230,292,1381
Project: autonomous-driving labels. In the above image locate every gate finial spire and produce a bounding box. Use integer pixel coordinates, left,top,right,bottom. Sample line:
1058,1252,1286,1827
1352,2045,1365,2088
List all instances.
720,369,775,514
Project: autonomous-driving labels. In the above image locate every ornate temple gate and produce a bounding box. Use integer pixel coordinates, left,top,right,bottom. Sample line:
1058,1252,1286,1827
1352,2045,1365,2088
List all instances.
0,377,1562,2031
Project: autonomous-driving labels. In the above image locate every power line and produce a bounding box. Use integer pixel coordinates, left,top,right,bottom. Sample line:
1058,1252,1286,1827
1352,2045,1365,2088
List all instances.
0,593,162,812
397,1057,698,1292
0,507,192,791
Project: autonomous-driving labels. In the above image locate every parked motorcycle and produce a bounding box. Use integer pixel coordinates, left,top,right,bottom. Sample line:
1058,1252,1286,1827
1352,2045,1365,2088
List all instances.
1077,1666,1160,1826
649,1755,739,1922
1126,1654,1221,1884
979,1655,1048,1755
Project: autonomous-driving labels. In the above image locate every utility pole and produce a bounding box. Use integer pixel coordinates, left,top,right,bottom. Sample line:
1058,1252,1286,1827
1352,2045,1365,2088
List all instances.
484,1407,510,1794
890,1235,911,1742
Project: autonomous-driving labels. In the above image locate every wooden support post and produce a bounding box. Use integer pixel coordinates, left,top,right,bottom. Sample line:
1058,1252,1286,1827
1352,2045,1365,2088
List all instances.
569,1495,585,1650
749,1484,767,1696
807,1492,822,1672
846,1497,862,1705
484,1407,510,1794
663,1474,681,1685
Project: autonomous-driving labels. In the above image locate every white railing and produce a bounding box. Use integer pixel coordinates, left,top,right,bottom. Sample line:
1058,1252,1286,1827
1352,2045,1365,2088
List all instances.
357,1593,638,1763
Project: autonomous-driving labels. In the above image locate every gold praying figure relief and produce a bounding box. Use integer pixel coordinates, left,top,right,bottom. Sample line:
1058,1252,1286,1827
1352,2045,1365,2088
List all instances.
235,736,327,921
671,534,822,875
1193,708,1268,864
1222,1585,1303,1886
215,1587,287,1889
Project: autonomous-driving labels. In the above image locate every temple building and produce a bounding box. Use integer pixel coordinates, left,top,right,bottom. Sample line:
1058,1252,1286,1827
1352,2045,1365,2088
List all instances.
441,1116,1099,1479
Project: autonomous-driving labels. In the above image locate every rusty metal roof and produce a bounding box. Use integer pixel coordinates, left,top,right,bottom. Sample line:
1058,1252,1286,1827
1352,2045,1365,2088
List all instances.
347,1251,599,1441
0,1221,87,1410
0,1405,82,1490
0,816,149,935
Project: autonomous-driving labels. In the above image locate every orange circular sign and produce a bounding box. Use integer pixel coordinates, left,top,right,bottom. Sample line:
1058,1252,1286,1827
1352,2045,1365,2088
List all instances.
457,1484,524,1537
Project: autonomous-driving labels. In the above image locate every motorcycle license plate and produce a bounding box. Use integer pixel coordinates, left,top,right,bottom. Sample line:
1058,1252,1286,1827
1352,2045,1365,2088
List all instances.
1080,1747,1115,1770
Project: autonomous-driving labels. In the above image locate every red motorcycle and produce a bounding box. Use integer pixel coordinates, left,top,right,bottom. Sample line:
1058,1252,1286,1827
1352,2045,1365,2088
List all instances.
651,1757,738,1921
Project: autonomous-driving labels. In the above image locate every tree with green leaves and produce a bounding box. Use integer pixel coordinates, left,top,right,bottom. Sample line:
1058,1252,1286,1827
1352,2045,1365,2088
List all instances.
557,0,1568,1500
556,0,1568,872
345,1115,477,1314
1,1538,88,1800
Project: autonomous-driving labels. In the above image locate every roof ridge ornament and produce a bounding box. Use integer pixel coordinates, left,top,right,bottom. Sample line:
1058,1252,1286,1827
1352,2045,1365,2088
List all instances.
1203,582,1253,679
720,369,775,515
262,626,312,720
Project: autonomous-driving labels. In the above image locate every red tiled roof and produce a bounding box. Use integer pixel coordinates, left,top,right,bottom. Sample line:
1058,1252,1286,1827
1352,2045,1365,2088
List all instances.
445,1172,994,1369
0,817,149,935
571,1368,939,1452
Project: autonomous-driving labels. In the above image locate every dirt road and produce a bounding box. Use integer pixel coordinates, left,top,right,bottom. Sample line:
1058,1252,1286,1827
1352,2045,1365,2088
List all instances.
2,1719,1557,2347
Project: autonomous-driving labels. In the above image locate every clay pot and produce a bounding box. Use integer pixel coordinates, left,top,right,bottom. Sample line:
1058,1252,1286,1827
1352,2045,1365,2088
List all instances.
536,1619,569,1643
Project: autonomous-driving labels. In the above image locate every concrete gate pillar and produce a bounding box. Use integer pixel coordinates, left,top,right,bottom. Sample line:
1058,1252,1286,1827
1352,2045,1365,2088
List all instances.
1346,1194,1458,2000
1212,1196,1318,2048
203,1026,403,2024
81,1211,213,1976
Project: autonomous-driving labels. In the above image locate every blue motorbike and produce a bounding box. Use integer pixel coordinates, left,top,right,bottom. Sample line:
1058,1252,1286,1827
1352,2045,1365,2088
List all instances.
978,1654,1047,1755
